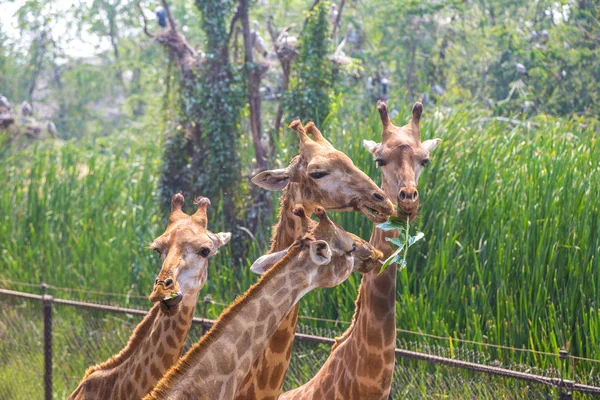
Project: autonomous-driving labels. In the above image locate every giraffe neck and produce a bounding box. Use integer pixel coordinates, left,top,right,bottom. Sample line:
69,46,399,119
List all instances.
146,247,311,400
234,184,309,399
280,182,399,400
69,288,201,400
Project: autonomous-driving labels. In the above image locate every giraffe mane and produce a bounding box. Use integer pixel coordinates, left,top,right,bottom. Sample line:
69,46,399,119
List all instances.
269,188,292,253
80,303,161,380
268,156,303,253
148,243,307,399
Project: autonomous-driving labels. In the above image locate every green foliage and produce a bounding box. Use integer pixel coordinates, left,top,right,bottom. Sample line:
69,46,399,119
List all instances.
2,104,599,377
158,125,192,208
376,214,424,273
355,0,599,117
195,0,244,222
158,0,244,221
285,1,332,130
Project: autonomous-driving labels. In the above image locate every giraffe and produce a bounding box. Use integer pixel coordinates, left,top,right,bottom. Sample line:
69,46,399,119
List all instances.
68,193,231,400
280,101,442,399
145,207,384,400
234,120,394,399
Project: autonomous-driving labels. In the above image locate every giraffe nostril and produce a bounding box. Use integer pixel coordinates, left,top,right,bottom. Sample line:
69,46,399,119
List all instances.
164,278,174,287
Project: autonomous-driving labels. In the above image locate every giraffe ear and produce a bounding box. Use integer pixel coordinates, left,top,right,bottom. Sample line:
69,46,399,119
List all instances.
251,168,290,190
363,140,380,155
422,138,441,152
214,232,232,248
250,249,289,275
309,240,332,266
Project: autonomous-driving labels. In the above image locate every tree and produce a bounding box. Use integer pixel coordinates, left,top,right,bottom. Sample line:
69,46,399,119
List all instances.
285,1,332,131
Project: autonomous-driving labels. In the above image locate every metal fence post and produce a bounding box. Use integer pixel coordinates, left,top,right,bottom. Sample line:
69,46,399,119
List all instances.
42,292,54,400
559,349,572,400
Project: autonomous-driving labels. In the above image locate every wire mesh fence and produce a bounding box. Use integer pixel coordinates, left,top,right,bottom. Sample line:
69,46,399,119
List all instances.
1,284,599,399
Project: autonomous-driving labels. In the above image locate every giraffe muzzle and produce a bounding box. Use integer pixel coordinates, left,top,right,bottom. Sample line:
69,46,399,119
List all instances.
161,292,183,308
149,278,184,314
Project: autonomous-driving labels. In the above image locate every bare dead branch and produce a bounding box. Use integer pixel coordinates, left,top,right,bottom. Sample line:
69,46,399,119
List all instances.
228,6,242,44
333,0,345,38
266,15,277,43
161,0,177,31
136,1,155,38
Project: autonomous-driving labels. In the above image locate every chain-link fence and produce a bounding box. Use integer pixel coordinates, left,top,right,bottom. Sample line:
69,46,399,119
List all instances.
1,284,599,400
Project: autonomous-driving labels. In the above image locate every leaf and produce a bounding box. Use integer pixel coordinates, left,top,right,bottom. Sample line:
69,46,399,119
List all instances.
379,245,404,274
408,232,425,247
385,237,404,247
376,220,401,231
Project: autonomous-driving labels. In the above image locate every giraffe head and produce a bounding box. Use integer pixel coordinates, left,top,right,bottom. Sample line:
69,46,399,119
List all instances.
252,121,394,223
363,101,441,220
149,193,231,315
251,206,383,288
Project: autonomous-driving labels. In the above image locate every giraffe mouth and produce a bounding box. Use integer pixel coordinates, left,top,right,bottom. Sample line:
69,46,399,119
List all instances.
360,205,389,223
394,207,419,222
159,292,183,315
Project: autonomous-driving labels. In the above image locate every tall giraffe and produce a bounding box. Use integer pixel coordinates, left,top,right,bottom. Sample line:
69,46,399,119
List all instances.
280,101,441,399
234,121,394,399
145,207,384,400
69,193,231,400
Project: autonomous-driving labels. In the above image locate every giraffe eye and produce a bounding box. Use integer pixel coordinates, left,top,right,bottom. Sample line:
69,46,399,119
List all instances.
309,171,329,179
375,158,386,167
421,159,430,167
347,244,357,255
198,248,211,258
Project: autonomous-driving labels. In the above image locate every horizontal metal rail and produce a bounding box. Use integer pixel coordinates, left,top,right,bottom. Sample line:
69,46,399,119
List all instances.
1,288,599,395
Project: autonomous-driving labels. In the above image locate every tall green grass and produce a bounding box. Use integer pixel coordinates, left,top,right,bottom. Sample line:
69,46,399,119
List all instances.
1,104,598,377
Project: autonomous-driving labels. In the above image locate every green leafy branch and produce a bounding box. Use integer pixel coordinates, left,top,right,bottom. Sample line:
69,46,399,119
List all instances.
376,212,424,274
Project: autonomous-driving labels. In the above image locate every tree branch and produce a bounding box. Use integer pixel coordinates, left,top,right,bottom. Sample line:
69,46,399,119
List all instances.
136,1,154,38
266,15,278,43
228,6,242,44
161,0,177,31
333,0,345,38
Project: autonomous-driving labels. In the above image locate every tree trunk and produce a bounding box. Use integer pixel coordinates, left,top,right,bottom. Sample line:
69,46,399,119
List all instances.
240,0,267,172
28,31,48,103
239,0,272,237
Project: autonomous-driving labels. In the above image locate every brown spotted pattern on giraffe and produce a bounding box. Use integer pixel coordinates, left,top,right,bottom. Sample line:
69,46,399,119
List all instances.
257,298,272,321
175,325,186,341
156,343,164,358
216,344,236,375
253,323,264,338
236,331,252,358
162,353,174,367
269,328,291,353
150,363,162,381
